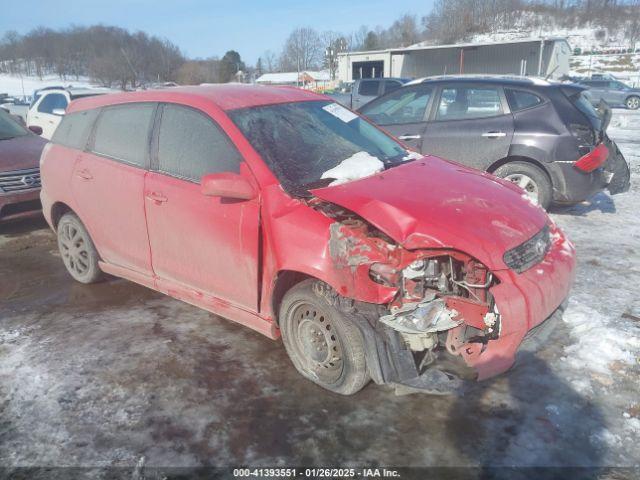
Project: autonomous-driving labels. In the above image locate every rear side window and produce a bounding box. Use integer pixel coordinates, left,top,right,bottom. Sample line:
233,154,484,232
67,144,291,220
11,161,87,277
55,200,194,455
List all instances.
505,89,543,112
383,81,403,95
358,80,379,96
436,86,503,120
361,85,432,125
52,109,99,149
92,103,155,167
37,93,68,114
157,104,242,182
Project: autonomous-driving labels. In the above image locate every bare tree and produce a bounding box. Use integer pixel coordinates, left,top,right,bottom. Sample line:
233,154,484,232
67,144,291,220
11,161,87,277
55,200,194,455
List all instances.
281,27,323,71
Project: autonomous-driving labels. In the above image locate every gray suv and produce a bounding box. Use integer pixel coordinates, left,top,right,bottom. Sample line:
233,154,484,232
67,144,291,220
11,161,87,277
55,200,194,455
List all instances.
579,79,640,110
359,76,630,210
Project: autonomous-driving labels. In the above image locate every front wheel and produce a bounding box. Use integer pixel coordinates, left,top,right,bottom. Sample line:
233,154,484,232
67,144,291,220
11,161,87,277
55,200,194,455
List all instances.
279,280,370,395
494,161,552,210
626,95,640,110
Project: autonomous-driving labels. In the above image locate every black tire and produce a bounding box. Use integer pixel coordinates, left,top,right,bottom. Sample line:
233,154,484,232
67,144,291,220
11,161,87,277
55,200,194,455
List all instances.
57,212,103,284
625,95,640,110
494,161,553,211
279,280,369,395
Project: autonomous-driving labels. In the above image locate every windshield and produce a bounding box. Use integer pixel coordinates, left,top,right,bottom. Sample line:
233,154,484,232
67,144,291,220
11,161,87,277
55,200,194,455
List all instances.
0,109,29,140
229,100,414,195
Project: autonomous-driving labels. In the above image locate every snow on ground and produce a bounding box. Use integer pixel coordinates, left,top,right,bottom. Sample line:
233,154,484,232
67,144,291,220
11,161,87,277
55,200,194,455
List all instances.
548,108,640,458
0,73,96,99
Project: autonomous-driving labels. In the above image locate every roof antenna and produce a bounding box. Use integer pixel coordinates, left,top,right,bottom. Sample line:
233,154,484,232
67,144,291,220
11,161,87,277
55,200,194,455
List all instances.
545,65,559,81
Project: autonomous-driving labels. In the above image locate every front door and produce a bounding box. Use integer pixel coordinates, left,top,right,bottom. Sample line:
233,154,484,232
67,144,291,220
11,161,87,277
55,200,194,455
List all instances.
72,103,156,275
29,92,68,139
144,103,260,311
421,84,514,169
358,83,434,152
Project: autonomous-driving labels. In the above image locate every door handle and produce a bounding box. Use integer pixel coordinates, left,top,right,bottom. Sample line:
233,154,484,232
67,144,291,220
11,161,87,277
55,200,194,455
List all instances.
146,192,168,204
76,169,93,180
398,134,421,141
482,131,507,138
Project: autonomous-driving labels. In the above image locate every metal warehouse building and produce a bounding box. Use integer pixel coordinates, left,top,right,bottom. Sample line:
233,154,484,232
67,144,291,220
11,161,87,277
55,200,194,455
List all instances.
337,38,571,82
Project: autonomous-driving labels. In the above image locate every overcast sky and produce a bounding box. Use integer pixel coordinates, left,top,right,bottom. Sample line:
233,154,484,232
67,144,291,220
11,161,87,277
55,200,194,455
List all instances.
1,0,434,63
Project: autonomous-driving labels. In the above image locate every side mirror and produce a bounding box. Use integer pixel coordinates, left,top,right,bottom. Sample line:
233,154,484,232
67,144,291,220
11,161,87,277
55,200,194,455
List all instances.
52,108,66,116
201,172,256,200
28,125,43,135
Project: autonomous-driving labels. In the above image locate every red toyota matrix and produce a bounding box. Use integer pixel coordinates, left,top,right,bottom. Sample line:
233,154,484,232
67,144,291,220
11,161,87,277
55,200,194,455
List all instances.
40,85,575,395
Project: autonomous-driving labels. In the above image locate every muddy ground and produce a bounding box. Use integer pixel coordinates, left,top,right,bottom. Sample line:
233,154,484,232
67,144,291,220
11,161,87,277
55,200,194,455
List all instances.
1,111,639,477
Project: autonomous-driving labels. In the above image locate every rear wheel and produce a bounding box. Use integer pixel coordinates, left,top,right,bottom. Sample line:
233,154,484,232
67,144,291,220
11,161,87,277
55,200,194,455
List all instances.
57,212,103,284
494,161,552,210
626,95,640,110
279,280,369,395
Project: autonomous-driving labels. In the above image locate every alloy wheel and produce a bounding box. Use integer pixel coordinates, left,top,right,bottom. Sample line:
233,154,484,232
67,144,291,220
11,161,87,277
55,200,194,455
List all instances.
505,173,540,204
59,222,91,277
626,96,640,110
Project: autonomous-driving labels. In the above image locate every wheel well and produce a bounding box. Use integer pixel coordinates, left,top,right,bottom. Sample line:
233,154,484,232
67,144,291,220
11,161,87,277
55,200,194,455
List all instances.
50,202,73,230
271,270,313,324
487,156,554,186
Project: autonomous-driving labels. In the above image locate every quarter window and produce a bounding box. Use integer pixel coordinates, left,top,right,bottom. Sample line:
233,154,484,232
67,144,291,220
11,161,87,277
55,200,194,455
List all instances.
157,104,241,182
360,85,432,125
37,93,68,114
358,80,379,96
383,81,403,95
505,89,543,112
52,109,99,149
436,86,503,120
92,103,155,167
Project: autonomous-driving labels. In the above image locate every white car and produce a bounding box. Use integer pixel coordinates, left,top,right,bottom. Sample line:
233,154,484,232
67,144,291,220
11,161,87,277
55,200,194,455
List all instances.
26,87,111,139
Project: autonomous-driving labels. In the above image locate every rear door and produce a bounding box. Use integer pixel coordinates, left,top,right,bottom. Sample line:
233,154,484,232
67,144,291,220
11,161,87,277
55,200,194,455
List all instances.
420,83,514,169
72,103,155,276
144,103,260,311
358,83,434,152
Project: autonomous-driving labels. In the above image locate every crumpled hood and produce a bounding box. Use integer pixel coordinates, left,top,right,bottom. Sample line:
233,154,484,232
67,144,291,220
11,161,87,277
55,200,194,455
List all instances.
311,156,549,270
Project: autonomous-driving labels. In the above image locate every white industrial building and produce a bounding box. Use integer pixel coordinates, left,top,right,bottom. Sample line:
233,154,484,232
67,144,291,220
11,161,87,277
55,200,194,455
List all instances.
337,38,571,82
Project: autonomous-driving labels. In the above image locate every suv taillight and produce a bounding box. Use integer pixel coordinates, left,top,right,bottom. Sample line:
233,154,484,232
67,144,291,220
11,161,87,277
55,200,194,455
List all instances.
574,143,608,172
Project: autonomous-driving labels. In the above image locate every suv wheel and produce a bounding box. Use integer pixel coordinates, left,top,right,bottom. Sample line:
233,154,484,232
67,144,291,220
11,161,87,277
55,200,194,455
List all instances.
494,161,552,210
279,280,369,395
57,212,103,284
626,95,640,110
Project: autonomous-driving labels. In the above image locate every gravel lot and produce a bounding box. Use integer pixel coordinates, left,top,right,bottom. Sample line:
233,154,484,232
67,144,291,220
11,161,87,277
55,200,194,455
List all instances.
1,110,639,476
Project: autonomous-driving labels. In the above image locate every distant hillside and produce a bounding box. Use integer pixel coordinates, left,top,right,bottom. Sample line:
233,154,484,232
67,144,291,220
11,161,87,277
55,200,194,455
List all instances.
421,1,640,49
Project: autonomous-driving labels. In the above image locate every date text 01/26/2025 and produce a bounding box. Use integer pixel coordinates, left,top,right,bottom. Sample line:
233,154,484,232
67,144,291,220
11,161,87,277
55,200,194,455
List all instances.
233,468,401,478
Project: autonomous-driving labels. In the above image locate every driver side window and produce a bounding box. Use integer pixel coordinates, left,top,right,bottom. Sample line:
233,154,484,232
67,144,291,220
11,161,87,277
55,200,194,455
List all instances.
361,85,432,125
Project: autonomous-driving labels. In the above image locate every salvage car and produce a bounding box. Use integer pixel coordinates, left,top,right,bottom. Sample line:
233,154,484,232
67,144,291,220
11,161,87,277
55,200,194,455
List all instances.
359,76,631,210
40,85,576,395
0,109,46,222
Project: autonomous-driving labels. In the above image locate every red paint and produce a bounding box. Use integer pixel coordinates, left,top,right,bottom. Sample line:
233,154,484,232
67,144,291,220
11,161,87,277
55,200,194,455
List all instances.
574,142,608,172
41,85,575,382
0,127,46,221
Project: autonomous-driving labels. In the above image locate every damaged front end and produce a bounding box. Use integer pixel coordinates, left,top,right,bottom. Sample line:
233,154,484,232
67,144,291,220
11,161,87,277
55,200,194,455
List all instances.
316,202,506,394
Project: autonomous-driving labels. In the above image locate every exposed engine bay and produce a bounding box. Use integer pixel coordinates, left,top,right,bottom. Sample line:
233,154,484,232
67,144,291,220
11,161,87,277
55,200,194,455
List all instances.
312,200,505,391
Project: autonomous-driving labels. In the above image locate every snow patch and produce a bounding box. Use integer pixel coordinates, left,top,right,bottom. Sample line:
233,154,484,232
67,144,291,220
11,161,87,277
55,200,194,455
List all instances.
562,300,639,376
320,151,384,186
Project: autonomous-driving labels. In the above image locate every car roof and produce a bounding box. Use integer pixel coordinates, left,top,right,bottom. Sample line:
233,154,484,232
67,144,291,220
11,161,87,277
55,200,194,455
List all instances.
67,84,327,114
407,75,559,88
